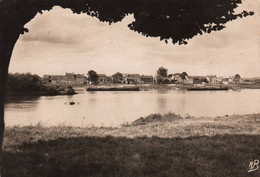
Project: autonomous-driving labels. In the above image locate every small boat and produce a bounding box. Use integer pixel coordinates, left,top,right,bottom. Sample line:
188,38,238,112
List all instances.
69,101,75,105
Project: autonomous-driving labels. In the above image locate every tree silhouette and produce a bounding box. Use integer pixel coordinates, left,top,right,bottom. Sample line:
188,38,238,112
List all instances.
87,70,99,84
0,0,255,175
157,67,168,77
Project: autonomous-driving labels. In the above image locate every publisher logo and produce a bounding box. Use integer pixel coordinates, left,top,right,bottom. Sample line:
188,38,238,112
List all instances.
248,159,259,173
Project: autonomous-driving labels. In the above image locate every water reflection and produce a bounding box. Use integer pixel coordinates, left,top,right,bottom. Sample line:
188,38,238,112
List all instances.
5,95,40,111
4,89,260,127
5,95,40,104
156,96,168,112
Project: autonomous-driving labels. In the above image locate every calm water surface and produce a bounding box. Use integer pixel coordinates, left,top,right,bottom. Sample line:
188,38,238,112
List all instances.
4,89,260,127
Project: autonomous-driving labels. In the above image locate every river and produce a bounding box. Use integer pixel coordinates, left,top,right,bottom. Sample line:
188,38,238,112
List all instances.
4,88,260,127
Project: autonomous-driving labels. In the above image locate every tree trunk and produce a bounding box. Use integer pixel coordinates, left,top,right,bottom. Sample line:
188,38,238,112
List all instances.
0,30,19,177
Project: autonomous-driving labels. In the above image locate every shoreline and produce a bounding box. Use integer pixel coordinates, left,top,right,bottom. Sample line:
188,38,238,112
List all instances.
3,113,260,177
5,83,260,97
4,113,260,137
85,83,260,91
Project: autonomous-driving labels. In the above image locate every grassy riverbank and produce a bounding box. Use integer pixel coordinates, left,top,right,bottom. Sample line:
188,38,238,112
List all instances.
3,113,260,177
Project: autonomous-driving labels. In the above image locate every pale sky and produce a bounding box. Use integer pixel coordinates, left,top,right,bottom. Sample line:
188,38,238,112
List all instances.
9,0,260,78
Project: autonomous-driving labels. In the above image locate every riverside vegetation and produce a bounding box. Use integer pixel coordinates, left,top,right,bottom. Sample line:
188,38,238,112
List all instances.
6,73,76,96
2,113,260,177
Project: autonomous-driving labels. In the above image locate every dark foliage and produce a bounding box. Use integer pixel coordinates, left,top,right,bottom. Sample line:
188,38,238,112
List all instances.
3,135,260,177
157,67,168,77
0,0,254,45
6,73,76,96
87,70,99,84
6,73,45,94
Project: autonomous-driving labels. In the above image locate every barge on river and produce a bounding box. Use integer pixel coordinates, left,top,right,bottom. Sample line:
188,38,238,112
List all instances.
187,87,229,91
87,87,140,91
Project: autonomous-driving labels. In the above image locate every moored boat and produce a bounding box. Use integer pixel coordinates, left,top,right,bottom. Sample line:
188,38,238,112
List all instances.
187,87,229,91
87,87,140,91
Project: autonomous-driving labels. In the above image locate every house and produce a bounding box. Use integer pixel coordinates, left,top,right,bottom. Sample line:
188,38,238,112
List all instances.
168,73,181,83
43,75,52,83
104,76,113,84
112,72,124,84
176,76,184,84
128,74,141,84
222,78,229,85
97,74,107,84
43,75,67,84
184,76,193,84
122,74,141,84
155,74,170,84
173,73,182,83
97,74,113,84
241,78,254,84
65,73,86,84
168,73,189,84
192,76,208,84
253,77,260,84
215,77,223,84
43,73,86,85
206,75,218,84
122,74,130,84
167,74,175,83
220,77,233,85
74,74,86,84
233,75,241,83
140,75,154,83
65,73,75,80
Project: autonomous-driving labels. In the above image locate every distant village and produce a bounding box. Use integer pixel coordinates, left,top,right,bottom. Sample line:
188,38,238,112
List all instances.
42,68,260,86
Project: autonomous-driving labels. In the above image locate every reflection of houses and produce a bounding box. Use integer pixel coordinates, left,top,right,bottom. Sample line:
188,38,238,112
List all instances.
140,75,154,83
43,73,86,84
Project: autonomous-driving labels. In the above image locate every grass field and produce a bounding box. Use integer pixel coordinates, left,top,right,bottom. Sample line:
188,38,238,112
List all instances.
2,113,260,177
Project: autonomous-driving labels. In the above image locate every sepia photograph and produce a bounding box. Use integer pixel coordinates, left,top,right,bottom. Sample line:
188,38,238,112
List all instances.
0,0,259,176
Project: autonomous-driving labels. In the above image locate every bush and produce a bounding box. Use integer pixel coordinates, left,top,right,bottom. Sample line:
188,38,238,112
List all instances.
6,73,76,96
7,73,44,94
